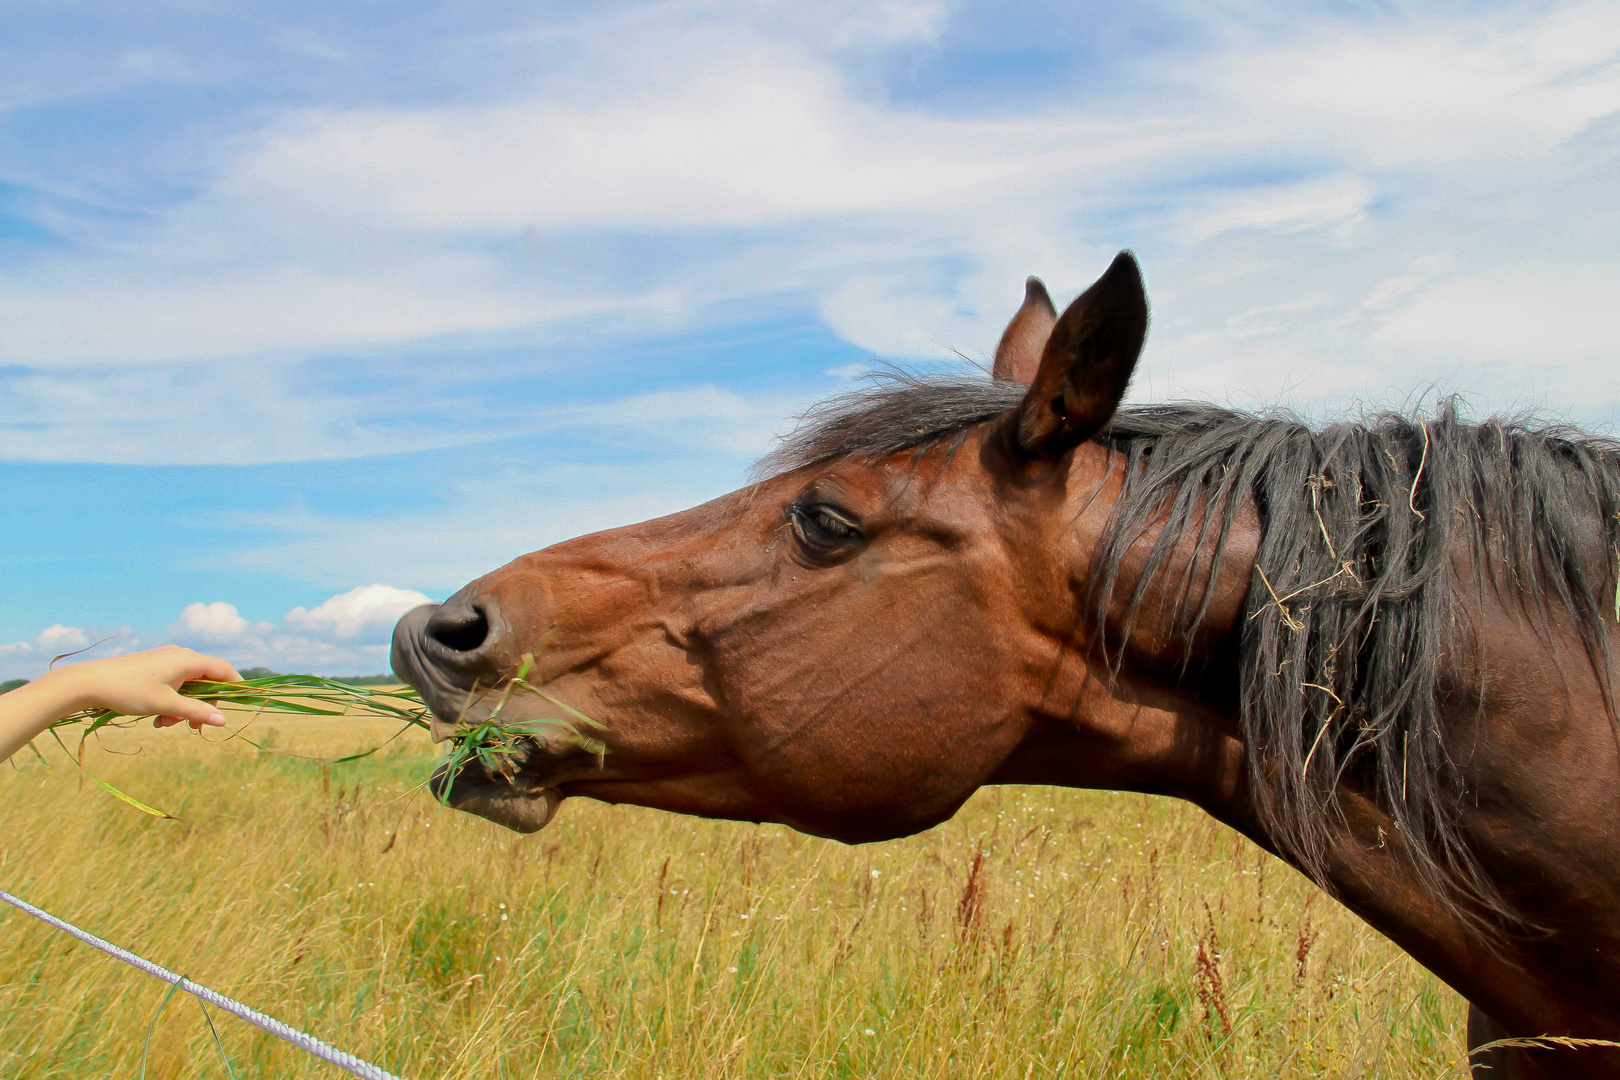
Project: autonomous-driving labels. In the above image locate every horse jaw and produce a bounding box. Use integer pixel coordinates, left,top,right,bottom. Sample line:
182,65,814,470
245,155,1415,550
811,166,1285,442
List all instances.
460,785,562,833
440,772,564,834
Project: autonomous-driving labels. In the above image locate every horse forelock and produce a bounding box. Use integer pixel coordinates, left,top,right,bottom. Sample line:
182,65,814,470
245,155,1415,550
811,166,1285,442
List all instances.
760,374,1620,930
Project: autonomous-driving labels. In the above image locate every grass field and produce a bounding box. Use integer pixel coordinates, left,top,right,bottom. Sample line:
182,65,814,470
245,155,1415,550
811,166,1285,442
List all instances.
0,705,1470,1079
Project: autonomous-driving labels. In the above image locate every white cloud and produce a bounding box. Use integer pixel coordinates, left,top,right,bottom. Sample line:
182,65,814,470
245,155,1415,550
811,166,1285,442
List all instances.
284,585,434,644
226,63,1104,237
1369,270,1620,364
0,36,1133,373
217,582,441,671
0,253,571,366
170,601,252,644
1193,3,1620,172
815,0,949,48
0,0,1617,465
91,585,445,677
1175,176,1372,244
0,362,510,466
36,624,91,654
0,365,797,466
0,625,127,681
1360,267,1445,312
0,624,92,662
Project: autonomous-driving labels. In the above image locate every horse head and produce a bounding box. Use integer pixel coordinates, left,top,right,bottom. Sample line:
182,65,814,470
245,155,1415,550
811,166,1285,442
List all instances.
391,252,1252,841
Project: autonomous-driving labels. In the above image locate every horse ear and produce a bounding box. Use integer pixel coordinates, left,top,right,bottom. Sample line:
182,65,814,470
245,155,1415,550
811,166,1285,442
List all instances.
991,277,1057,384
1010,251,1148,457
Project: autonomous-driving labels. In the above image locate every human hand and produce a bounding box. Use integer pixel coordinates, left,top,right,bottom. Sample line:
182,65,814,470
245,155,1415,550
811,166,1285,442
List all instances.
38,645,242,730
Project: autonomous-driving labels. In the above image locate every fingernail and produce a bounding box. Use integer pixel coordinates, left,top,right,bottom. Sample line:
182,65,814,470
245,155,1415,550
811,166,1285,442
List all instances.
206,711,226,726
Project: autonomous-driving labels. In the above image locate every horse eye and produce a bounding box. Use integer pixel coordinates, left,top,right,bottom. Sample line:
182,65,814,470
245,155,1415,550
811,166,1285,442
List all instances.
791,503,862,554
810,508,855,538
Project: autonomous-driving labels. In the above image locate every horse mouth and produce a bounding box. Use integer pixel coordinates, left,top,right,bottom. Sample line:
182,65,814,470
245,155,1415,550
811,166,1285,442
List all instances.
429,756,565,834
395,604,583,834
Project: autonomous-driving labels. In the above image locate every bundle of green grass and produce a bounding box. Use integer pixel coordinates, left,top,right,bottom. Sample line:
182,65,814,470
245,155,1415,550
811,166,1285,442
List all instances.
46,655,601,817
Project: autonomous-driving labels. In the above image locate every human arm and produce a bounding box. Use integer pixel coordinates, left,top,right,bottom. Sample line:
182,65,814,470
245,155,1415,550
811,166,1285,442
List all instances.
0,646,241,764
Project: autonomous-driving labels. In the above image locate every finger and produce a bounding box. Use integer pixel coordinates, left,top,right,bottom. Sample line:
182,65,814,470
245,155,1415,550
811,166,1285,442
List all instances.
153,689,227,728
155,715,211,729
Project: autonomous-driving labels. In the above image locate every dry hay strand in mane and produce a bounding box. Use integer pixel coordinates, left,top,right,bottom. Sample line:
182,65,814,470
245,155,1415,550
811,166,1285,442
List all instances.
1446,1035,1620,1078
1469,1036,1620,1053
1093,401,1620,933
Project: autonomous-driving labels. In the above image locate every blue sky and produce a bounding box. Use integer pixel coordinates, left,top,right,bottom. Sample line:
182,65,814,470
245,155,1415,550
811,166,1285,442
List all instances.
2,0,1618,677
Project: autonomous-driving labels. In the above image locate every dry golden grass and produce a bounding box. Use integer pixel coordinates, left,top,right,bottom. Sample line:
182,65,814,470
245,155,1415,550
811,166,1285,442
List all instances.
0,707,1470,1079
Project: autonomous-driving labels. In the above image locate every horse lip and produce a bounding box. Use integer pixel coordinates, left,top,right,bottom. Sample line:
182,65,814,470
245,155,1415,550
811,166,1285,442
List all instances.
429,756,565,834
459,783,564,834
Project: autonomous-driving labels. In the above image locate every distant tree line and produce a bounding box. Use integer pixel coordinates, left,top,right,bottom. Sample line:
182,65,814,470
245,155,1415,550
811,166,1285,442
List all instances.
237,667,398,685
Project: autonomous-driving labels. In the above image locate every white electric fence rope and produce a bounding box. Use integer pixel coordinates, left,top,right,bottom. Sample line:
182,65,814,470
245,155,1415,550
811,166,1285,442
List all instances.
1,887,404,1080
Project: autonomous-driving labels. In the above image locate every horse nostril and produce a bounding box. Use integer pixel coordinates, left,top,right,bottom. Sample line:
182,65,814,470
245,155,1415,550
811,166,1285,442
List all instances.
426,603,492,655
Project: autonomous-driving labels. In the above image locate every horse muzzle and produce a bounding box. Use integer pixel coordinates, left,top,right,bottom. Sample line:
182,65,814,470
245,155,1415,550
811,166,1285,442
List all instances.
390,599,516,733
395,601,587,833
428,754,565,834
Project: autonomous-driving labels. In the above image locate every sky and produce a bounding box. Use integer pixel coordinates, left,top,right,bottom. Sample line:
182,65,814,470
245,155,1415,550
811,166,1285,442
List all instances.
1,0,1617,678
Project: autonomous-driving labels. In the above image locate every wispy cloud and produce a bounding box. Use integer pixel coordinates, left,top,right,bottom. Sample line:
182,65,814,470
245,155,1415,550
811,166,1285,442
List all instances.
4,2,1614,407
2,0,1617,646
219,459,753,593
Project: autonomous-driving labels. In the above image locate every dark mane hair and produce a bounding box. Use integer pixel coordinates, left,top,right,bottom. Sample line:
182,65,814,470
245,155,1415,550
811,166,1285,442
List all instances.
762,374,1620,926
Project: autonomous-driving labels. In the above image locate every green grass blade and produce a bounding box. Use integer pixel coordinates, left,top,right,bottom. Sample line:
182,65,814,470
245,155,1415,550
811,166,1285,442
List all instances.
82,770,176,819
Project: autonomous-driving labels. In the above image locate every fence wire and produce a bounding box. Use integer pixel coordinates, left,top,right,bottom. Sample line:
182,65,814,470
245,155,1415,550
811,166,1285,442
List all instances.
1,887,404,1080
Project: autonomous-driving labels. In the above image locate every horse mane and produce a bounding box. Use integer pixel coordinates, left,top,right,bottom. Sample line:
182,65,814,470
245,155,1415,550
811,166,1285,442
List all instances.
763,373,1620,927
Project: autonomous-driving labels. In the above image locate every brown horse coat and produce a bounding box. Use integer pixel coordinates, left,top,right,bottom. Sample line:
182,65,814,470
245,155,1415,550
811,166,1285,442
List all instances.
393,253,1620,1077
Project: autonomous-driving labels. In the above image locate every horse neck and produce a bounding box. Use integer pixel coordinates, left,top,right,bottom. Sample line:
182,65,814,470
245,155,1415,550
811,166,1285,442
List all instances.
1081,474,1260,787
991,471,1262,807
1082,491,1529,1009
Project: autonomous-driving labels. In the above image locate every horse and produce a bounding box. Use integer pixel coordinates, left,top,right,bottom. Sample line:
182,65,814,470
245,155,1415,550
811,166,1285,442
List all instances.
391,253,1620,1077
